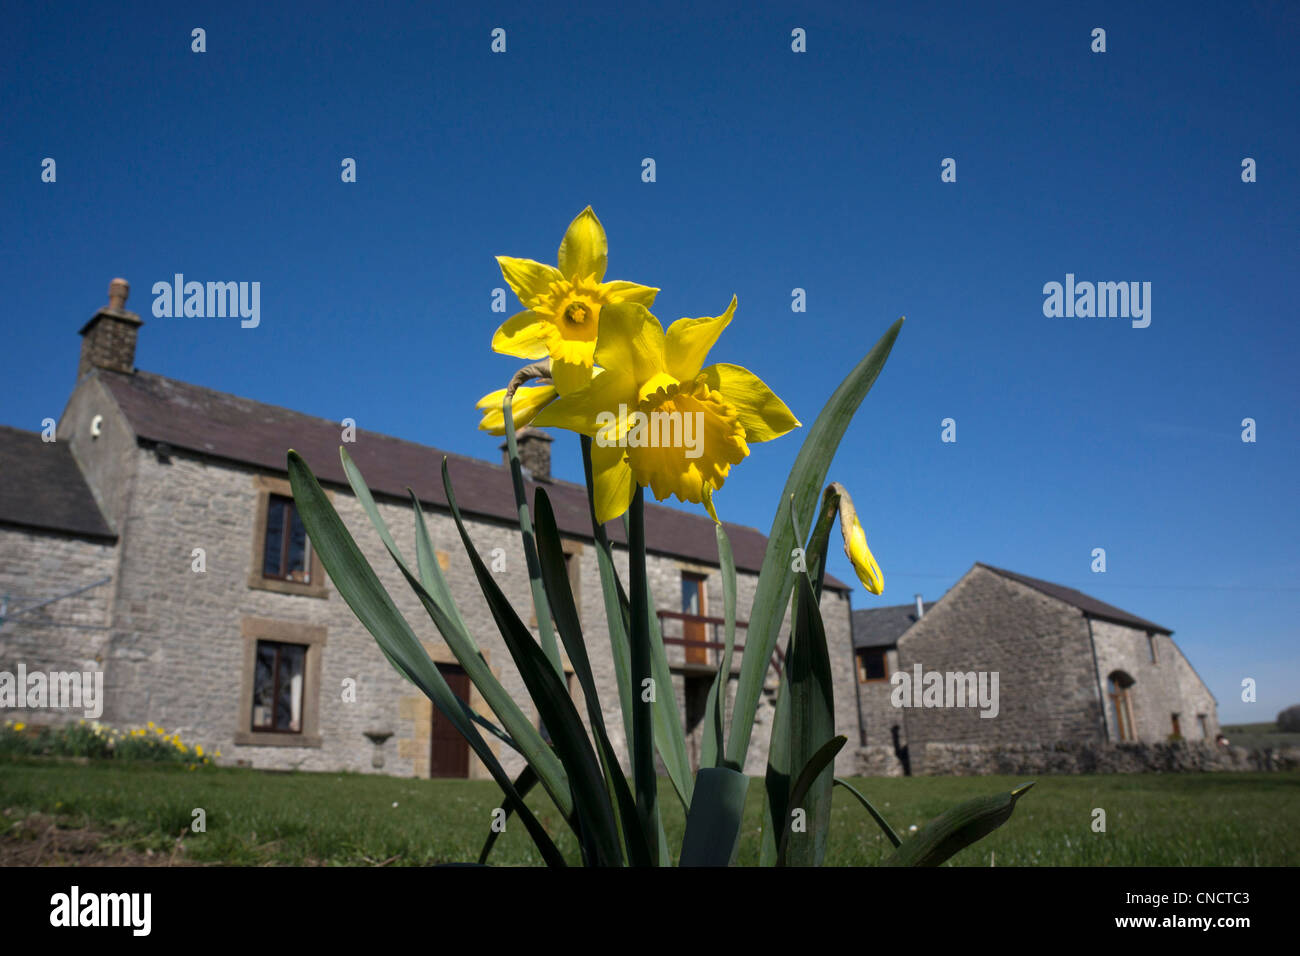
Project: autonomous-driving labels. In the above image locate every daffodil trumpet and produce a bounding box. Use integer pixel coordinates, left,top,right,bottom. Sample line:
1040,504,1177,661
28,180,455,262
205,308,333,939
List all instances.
534,297,799,524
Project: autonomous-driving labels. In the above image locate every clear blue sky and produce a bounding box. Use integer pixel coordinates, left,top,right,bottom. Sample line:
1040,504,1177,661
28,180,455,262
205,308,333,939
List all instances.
3,1,1296,724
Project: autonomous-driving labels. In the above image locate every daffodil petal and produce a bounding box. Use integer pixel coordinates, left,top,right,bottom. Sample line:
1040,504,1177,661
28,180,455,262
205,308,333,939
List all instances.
492,309,552,360
665,295,737,382
699,363,800,442
557,206,608,284
594,302,667,385
475,385,558,435
551,358,592,395
591,441,634,524
497,256,564,310
533,369,638,438
601,280,660,308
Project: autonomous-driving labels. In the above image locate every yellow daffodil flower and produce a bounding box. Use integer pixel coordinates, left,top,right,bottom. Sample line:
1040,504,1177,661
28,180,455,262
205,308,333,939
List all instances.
535,297,799,523
491,207,659,394
475,384,558,435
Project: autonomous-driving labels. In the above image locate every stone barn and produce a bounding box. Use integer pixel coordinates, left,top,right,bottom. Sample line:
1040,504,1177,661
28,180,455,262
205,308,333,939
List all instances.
851,564,1219,775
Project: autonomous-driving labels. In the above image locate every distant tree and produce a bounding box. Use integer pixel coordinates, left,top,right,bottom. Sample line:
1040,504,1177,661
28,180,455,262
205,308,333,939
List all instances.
1277,705,1300,733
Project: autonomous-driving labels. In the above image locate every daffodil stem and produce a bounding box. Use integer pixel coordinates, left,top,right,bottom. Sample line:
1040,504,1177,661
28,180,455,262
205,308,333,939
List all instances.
502,393,563,679
627,486,659,864
805,485,843,601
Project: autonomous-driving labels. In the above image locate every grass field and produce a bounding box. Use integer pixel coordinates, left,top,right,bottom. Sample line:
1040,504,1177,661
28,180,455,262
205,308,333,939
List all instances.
2,760,1296,866
1220,722,1300,751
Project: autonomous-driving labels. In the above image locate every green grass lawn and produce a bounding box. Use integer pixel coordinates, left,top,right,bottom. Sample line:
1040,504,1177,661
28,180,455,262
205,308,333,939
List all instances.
2,760,1296,866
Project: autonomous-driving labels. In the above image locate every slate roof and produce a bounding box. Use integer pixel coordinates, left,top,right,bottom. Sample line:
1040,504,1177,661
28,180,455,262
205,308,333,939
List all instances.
852,603,922,649
978,563,1172,634
95,369,849,588
0,426,115,540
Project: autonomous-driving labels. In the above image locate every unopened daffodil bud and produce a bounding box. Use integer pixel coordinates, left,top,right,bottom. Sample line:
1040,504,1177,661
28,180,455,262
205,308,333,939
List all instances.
830,482,883,595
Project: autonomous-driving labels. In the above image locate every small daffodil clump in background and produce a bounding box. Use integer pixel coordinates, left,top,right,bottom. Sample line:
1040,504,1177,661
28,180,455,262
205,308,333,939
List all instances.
0,718,219,768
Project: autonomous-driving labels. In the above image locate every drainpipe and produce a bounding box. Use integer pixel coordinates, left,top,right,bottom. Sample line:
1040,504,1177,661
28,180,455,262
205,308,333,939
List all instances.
1084,613,1109,741
849,596,866,746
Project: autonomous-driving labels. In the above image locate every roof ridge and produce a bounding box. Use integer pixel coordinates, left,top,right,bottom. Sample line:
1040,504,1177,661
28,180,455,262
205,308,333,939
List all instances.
976,562,1171,634
113,369,767,538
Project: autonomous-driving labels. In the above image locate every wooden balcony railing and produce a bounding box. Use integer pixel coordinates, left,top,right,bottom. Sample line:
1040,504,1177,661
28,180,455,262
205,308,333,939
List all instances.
655,610,784,676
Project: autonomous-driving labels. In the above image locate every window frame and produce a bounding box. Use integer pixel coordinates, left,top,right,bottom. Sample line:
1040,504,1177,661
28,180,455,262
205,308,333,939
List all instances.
856,647,889,683
1107,672,1136,742
681,571,708,617
248,475,330,598
250,639,308,734
235,617,325,748
262,493,313,583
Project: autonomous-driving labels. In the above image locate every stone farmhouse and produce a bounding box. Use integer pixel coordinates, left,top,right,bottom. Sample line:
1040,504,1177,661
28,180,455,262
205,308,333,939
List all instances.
0,280,858,778
851,563,1219,775
2,281,1224,779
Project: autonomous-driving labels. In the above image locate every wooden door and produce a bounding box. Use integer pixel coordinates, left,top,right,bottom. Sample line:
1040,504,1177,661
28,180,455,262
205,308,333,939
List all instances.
431,663,471,778
682,573,709,665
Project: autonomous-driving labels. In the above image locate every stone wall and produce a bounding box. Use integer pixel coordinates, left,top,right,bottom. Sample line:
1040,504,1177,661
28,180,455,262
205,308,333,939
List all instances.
0,525,117,722
854,646,901,747
1090,618,1219,743
913,740,1299,775
896,566,1105,774
59,373,139,535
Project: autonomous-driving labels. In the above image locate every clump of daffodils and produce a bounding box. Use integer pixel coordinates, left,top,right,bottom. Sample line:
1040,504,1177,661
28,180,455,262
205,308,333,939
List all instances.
0,718,219,768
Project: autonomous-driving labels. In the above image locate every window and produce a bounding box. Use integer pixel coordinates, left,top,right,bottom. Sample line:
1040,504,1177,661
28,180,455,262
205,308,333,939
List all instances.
263,494,311,582
235,617,325,747
248,476,329,598
856,648,888,683
1197,714,1208,738
1107,671,1136,742
681,572,709,665
1147,633,1158,664
252,641,306,732
681,572,706,616
1170,713,1182,737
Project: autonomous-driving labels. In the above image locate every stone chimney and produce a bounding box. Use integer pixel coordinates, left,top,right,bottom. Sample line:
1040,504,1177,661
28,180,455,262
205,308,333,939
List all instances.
914,594,924,619
78,278,143,379
501,427,553,482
